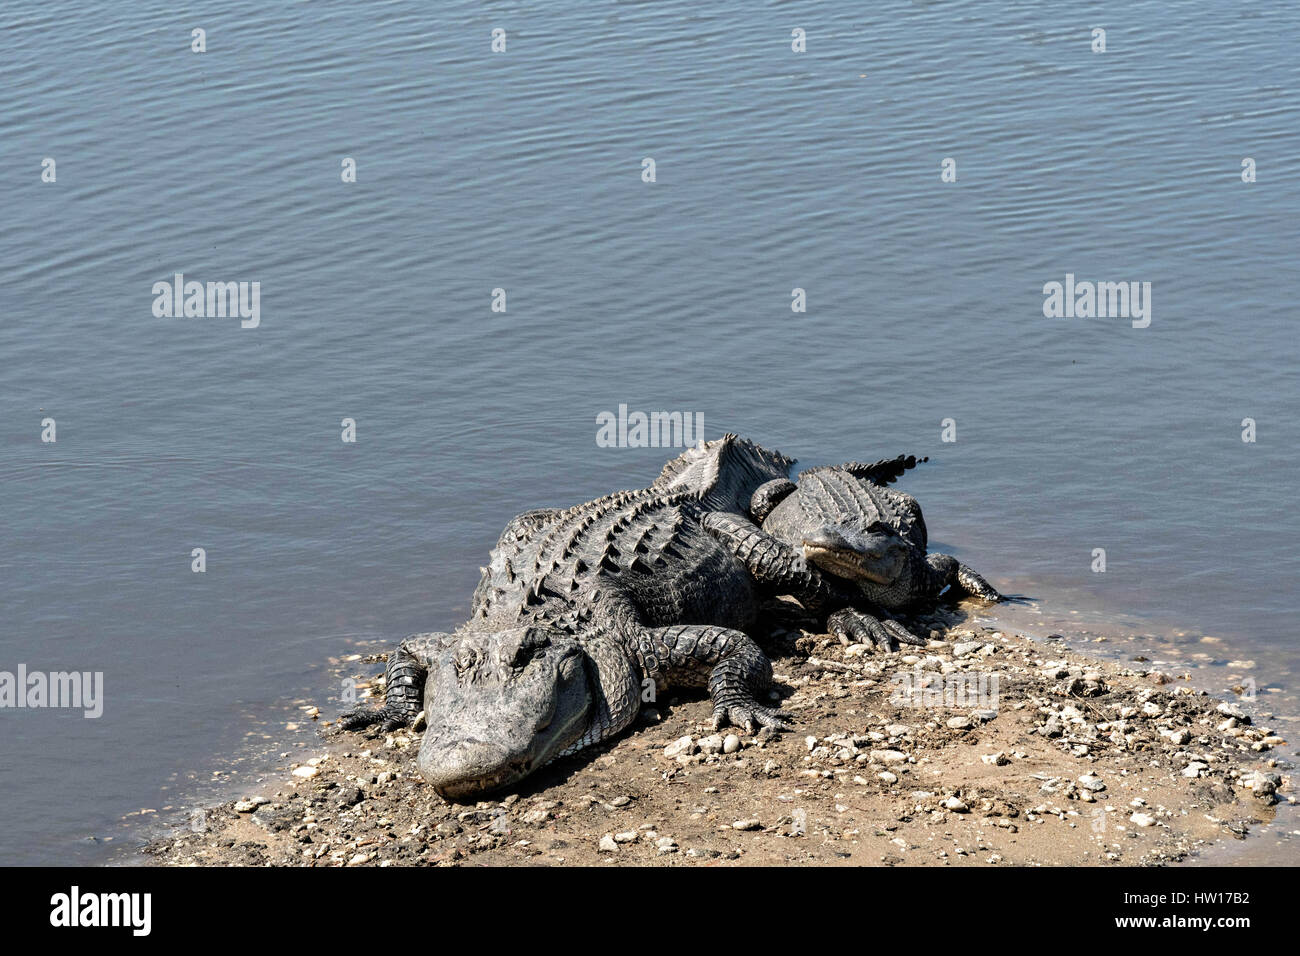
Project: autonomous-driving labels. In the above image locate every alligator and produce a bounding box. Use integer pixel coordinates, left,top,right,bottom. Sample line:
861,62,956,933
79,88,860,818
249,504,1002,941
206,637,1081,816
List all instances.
704,455,1003,649
339,435,851,799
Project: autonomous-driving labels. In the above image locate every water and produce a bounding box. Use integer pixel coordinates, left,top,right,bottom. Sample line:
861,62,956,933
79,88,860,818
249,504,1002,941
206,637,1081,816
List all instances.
2,1,1297,865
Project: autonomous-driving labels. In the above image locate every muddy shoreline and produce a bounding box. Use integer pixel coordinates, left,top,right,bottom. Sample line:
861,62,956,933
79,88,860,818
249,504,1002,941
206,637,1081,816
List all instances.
136,604,1292,867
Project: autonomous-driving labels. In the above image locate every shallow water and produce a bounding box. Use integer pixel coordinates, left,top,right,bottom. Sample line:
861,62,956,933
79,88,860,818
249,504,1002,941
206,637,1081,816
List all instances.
2,1,1297,865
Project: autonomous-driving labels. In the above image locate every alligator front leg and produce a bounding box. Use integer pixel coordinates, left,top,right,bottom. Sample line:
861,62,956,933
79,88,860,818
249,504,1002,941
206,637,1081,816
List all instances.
927,554,1003,603
646,624,790,733
827,608,927,649
337,632,448,732
701,511,853,614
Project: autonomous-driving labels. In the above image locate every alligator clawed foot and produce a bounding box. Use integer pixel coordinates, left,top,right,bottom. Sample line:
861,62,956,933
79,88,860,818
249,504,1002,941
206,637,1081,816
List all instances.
337,705,411,733
712,702,791,734
336,706,381,730
828,608,925,650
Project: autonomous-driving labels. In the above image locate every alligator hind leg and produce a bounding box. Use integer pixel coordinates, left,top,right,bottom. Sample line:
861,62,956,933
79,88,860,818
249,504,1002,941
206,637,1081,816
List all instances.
927,554,1002,603
338,632,448,732
749,478,797,522
647,624,790,733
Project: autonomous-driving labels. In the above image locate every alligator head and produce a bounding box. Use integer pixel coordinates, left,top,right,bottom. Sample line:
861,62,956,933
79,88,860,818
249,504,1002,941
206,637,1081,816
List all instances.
415,626,591,799
416,624,640,800
800,521,914,585
762,459,930,605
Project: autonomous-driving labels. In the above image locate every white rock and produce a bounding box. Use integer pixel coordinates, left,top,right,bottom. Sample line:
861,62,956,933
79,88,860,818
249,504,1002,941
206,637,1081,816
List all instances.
1240,771,1280,796
598,834,619,852
870,749,908,764
663,736,695,758
1130,812,1156,827
722,734,741,754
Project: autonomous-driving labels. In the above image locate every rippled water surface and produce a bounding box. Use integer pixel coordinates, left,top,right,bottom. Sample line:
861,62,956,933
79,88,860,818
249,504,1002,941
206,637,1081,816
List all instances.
2,1,1298,864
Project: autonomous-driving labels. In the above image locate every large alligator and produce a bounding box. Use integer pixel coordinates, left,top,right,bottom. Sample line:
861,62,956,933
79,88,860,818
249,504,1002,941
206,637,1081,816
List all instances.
340,435,848,799
704,456,1003,648
339,441,1005,799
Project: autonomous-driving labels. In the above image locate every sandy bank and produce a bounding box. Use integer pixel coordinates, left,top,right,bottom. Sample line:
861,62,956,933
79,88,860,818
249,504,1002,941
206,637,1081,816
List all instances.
138,604,1289,867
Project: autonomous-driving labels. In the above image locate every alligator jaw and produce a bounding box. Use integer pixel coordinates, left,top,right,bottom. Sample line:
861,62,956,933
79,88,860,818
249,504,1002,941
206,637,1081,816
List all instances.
425,691,595,801
430,762,529,802
801,531,902,585
802,543,881,582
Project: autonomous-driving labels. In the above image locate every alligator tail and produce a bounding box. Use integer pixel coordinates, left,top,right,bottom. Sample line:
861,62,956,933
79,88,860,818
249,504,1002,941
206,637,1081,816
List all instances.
807,454,927,485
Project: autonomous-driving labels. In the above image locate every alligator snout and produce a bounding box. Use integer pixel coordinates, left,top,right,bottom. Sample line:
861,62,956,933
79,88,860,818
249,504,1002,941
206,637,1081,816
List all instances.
418,738,527,800
803,525,900,559
802,525,906,584
802,526,858,555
